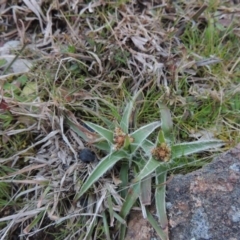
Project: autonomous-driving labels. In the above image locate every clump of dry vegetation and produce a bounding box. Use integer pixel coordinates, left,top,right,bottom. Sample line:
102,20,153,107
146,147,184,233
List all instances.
1,0,240,239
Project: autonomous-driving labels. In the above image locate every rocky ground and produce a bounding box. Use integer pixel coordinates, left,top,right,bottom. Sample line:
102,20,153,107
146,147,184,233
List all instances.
125,144,240,240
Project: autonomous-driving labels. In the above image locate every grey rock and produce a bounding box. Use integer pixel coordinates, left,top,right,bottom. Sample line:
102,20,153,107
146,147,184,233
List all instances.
78,148,97,163
167,144,240,240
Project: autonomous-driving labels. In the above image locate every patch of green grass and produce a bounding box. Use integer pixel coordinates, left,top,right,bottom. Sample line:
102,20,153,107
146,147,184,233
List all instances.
173,10,240,144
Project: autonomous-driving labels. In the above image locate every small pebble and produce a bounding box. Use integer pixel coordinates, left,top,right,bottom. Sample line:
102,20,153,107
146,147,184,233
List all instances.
78,148,96,163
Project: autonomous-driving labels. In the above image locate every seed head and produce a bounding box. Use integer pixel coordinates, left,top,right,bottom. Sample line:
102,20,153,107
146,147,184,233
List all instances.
151,142,171,162
113,127,134,150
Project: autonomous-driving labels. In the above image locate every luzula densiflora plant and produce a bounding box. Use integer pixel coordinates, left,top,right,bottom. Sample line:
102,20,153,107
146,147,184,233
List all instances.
67,90,224,240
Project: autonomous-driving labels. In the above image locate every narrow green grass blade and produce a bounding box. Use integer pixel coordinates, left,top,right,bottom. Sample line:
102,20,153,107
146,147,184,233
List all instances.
0,182,10,201
106,193,114,226
146,209,168,240
85,218,97,240
157,129,166,144
130,121,161,153
158,103,173,143
74,150,128,201
3,44,27,75
119,223,127,240
94,97,121,122
113,212,126,225
133,157,161,183
120,90,142,133
97,116,115,129
120,182,141,218
119,162,129,199
172,140,224,159
119,181,141,240
120,101,134,134
131,91,144,130
77,106,117,127
155,165,168,231
103,212,111,240
27,211,45,232
84,121,114,142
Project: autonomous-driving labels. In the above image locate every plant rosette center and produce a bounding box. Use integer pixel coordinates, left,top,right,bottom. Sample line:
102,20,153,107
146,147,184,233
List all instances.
151,142,171,162
113,127,134,150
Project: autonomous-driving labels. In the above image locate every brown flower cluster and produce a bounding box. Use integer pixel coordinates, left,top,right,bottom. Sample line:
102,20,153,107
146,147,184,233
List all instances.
151,143,171,162
113,127,134,150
